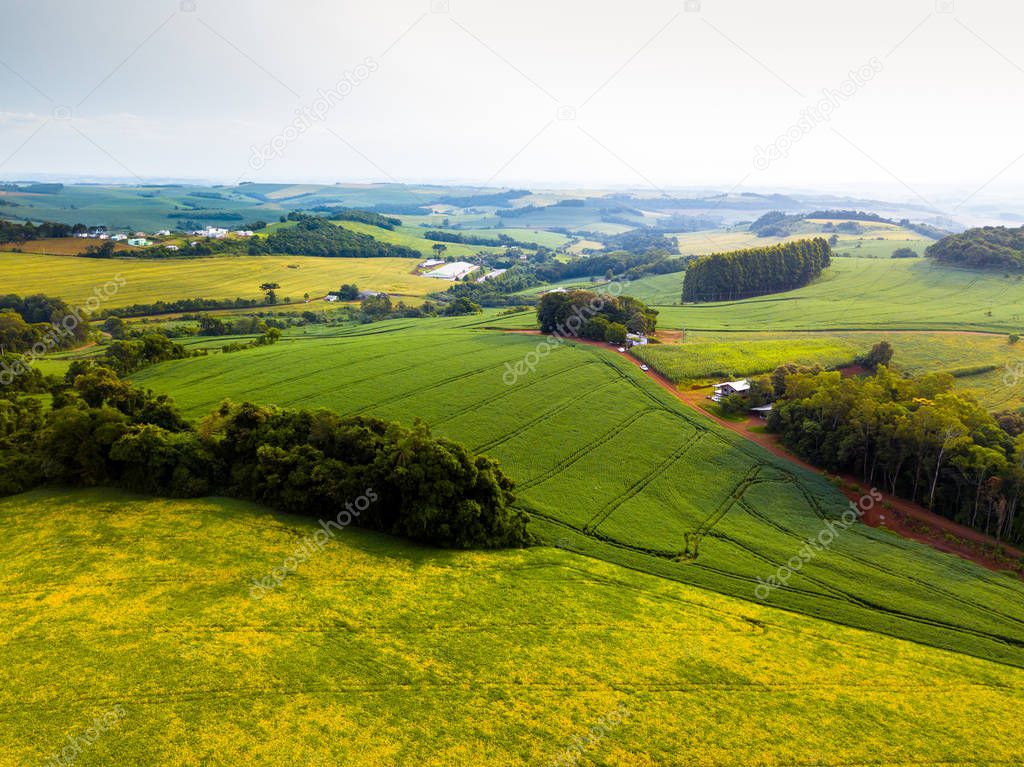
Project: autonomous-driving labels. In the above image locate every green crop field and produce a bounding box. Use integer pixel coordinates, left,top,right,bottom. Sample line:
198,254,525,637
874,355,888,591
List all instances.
130,313,1024,668
632,257,1024,332
632,330,1024,410
4,489,1023,766
634,335,862,382
0,252,437,307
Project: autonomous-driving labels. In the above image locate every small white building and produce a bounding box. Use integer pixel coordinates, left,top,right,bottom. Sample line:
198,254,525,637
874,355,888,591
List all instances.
234,230,254,237
418,258,445,269
424,261,480,281
476,268,506,282
156,229,171,236
110,234,128,241
626,333,648,347
711,379,750,402
127,238,150,247
164,245,179,252
324,295,339,302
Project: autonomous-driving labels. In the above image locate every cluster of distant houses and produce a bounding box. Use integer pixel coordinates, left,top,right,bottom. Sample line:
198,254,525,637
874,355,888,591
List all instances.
73,226,253,247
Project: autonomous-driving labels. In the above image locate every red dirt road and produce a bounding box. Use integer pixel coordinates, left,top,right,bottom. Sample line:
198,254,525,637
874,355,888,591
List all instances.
498,329,1024,576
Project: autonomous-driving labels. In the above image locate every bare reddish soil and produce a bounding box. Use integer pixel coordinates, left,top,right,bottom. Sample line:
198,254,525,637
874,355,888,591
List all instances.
496,329,1024,577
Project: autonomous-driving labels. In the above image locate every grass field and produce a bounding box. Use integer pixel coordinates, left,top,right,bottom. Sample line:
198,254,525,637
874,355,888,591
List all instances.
0,252,437,307
0,238,134,256
130,314,1024,668
2,488,1023,766
633,257,1024,332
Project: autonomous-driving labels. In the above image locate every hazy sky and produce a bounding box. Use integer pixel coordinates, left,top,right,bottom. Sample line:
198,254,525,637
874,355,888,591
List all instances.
2,0,1023,202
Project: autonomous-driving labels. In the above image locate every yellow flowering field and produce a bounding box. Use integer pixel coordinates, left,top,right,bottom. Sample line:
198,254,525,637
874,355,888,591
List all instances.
2,488,1022,766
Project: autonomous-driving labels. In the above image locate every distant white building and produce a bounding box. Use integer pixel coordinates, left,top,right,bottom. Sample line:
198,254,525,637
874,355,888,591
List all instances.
164,245,179,252
97,234,110,240
134,231,147,237
195,226,228,239
419,258,445,268
424,261,480,281
155,229,171,236
234,230,254,237
711,379,750,402
110,234,128,241
127,238,150,247
324,295,339,302
477,268,507,282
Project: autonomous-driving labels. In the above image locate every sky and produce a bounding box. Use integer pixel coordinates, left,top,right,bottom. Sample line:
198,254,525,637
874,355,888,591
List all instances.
2,0,1024,204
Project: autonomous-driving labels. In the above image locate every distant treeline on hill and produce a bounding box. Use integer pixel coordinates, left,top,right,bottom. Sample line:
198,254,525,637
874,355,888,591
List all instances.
926,226,1024,270
253,214,419,259
423,230,540,249
749,209,890,237
97,297,262,319
305,208,401,230
0,219,86,242
682,238,832,302
434,189,530,208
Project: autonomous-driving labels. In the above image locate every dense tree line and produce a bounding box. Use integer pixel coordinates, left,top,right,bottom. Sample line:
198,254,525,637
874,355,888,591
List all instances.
254,215,419,258
601,229,678,256
925,226,1024,270
98,334,196,375
436,269,540,307
681,238,832,302
0,219,86,242
94,297,261,319
0,367,531,548
0,294,90,352
423,230,538,249
305,209,401,229
768,367,1024,544
536,290,657,337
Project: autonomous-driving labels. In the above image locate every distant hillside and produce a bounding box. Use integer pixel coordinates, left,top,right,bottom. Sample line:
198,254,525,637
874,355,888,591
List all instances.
926,225,1024,270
